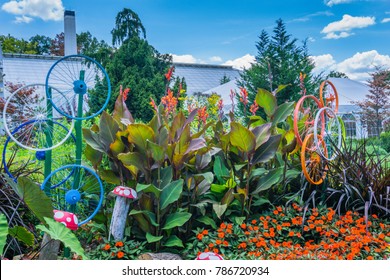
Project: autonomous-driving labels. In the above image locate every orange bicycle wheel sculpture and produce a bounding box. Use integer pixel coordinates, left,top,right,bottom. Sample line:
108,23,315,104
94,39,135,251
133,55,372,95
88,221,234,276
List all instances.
301,133,328,185
319,80,339,114
293,95,323,146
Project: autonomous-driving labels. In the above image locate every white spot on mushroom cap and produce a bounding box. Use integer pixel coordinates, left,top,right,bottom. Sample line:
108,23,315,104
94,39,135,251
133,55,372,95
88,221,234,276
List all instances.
54,211,64,219
66,217,71,222
73,215,78,225
124,189,131,196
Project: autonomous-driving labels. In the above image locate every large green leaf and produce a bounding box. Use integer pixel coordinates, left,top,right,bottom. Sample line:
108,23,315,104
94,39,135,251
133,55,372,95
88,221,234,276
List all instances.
14,177,53,224
230,122,256,153
146,232,163,243
252,167,284,194
160,179,183,210
196,216,217,229
127,124,155,152
129,210,158,227
118,152,147,174
136,183,161,198
84,144,103,169
213,156,230,183
146,140,165,162
272,102,294,125
211,183,227,193
8,226,34,246
160,166,173,189
251,123,271,149
251,134,282,164
162,212,191,230
255,88,277,117
99,111,120,150
0,214,8,256
163,235,184,248
213,203,227,219
36,218,87,259
98,169,120,185
82,129,105,153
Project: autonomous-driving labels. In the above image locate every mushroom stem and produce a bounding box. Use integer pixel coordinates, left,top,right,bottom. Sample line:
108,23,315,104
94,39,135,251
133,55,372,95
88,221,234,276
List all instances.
109,195,131,240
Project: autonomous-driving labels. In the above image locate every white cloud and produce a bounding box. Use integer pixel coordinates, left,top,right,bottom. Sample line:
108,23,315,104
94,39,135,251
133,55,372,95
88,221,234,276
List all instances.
382,18,390,23
171,54,198,64
310,54,336,73
321,14,376,39
324,0,353,6
209,56,222,63
14,15,33,23
223,54,255,70
312,50,390,81
324,31,353,39
1,0,64,22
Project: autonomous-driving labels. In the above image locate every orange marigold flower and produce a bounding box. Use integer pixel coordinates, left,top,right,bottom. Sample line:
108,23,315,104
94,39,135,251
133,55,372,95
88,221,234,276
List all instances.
115,241,124,247
223,241,229,246
371,214,378,219
197,233,204,240
103,244,111,251
303,226,309,231
273,210,279,215
240,223,247,229
220,223,227,229
213,248,219,254
209,243,214,248
117,251,124,259
216,239,222,245
378,233,385,240
218,232,225,239
288,231,294,237
251,219,257,225
276,225,282,231
367,256,374,260
202,230,208,235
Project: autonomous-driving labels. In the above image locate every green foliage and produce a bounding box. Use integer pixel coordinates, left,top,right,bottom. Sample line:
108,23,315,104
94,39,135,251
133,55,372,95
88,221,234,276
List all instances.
0,34,37,54
111,8,146,46
103,36,171,122
0,214,8,256
37,218,87,259
8,226,34,246
11,177,53,224
238,19,317,119
87,238,147,260
380,131,390,153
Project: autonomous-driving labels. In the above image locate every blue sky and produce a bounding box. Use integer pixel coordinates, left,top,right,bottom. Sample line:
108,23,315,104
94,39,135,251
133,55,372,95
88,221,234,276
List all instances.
0,0,389,81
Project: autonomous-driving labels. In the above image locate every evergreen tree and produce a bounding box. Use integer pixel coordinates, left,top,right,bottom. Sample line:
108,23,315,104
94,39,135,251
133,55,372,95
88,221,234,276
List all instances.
239,19,317,117
355,69,390,137
111,8,146,46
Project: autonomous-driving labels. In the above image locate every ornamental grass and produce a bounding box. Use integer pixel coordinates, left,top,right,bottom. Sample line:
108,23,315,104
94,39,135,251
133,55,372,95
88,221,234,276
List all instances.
185,205,390,260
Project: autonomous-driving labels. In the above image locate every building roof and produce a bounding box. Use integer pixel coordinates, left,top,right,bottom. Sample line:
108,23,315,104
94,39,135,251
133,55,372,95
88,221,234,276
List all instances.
173,62,240,95
203,79,240,103
328,77,369,106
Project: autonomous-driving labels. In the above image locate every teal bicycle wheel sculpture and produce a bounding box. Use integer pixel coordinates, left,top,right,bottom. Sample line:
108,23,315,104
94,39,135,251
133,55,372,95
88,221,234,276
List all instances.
41,164,104,226
45,54,111,120
2,120,76,183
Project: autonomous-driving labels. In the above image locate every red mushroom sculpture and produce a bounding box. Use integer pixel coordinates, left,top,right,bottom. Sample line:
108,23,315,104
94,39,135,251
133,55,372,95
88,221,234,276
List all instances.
109,186,137,240
196,252,224,260
53,210,78,230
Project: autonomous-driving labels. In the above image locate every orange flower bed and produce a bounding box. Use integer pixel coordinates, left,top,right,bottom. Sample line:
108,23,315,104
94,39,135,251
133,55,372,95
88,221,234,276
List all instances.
188,205,390,260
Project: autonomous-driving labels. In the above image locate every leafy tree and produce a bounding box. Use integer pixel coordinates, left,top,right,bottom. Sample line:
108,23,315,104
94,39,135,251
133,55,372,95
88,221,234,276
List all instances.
101,36,171,122
77,31,113,66
111,8,146,46
355,69,390,137
327,70,349,79
29,35,52,54
50,32,64,56
0,35,37,54
239,19,317,117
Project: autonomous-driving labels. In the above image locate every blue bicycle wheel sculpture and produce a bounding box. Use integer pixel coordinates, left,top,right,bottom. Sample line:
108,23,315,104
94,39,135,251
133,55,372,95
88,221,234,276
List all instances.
45,54,111,120
41,164,104,226
2,84,74,151
2,120,76,183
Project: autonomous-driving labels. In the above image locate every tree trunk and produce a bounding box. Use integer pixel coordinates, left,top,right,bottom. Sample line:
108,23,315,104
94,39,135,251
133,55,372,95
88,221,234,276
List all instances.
39,233,61,260
109,196,130,240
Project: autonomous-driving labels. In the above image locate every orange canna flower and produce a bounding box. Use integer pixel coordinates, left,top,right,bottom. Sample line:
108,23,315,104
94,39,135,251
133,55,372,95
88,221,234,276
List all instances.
249,101,259,115
161,88,178,115
165,66,174,81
